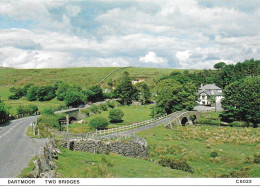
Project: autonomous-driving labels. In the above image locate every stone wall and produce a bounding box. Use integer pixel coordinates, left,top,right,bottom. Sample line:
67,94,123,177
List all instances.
26,139,61,178
62,137,148,158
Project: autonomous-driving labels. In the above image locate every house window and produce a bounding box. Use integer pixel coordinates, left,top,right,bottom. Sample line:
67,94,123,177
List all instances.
202,96,205,100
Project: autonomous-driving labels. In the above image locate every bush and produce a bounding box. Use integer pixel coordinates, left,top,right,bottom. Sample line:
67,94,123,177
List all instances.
159,157,194,173
254,155,260,164
81,109,90,116
99,103,108,111
210,151,218,158
107,101,115,108
65,91,85,107
16,104,38,115
37,113,65,129
197,118,221,126
229,121,248,127
89,117,109,129
90,105,100,114
108,108,124,123
41,107,55,115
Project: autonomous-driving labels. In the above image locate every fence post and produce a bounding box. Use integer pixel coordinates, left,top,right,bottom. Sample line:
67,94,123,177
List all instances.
66,114,69,149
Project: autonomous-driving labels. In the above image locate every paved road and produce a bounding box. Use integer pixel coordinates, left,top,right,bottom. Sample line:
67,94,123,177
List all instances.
0,116,47,178
96,111,186,139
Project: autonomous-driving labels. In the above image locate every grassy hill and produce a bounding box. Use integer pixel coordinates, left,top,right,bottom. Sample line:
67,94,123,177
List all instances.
0,67,197,88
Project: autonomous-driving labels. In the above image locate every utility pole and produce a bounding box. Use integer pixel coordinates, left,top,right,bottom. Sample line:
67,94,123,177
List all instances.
66,114,69,149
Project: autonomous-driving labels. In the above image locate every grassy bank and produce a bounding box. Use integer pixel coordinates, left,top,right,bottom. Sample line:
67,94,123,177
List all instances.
55,147,194,178
69,104,153,133
137,125,260,177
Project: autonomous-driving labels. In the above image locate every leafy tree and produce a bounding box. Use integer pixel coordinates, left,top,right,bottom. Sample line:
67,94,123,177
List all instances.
9,87,23,100
214,62,226,70
64,91,85,107
16,104,38,115
26,86,39,101
115,71,139,105
82,89,95,102
135,83,151,104
0,99,8,121
109,108,124,122
37,85,56,101
56,82,70,101
22,83,34,96
89,117,109,129
41,107,55,115
89,85,103,102
156,79,197,115
220,76,260,127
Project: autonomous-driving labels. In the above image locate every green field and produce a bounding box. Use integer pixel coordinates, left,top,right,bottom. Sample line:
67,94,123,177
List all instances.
69,104,153,133
0,67,196,88
137,125,260,177
55,147,193,178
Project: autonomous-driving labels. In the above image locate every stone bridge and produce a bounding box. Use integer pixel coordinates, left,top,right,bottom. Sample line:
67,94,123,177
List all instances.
164,111,201,129
55,108,86,123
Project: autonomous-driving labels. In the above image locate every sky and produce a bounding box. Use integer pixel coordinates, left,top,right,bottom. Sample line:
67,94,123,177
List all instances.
0,0,259,69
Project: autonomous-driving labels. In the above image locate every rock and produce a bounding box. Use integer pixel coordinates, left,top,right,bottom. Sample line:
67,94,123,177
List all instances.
40,170,56,178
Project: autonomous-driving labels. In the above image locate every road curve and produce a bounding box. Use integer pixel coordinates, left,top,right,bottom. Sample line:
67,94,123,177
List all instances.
0,116,47,178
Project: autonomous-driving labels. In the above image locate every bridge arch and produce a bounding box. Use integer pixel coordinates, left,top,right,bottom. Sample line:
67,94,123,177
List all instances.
69,117,77,124
181,117,188,126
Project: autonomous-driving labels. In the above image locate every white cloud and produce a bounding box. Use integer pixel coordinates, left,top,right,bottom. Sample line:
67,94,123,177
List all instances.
176,51,191,62
139,52,168,64
0,0,259,69
66,5,81,17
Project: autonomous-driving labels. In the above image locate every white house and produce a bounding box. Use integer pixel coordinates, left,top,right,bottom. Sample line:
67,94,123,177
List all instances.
197,84,224,106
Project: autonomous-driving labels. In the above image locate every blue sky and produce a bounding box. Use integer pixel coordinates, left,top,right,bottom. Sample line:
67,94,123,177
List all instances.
0,0,259,69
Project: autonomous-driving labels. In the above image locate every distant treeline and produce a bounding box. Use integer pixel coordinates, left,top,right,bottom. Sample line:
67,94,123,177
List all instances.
158,58,259,89
8,82,112,107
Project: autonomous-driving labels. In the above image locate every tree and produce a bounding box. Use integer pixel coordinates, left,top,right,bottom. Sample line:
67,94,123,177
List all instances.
108,108,124,122
37,85,56,101
41,107,55,115
0,99,8,122
214,62,226,70
115,71,139,105
9,87,23,100
64,91,85,107
89,85,103,102
56,82,70,101
220,76,260,127
135,83,151,104
82,89,95,102
26,86,39,101
156,79,197,115
88,117,109,129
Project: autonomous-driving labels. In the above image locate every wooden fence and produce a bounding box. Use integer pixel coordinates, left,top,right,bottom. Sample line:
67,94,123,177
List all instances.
93,112,179,137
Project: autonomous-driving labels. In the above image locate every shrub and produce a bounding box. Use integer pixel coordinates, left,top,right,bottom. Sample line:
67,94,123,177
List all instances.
107,101,115,108
197,118,221,126
210,151,218,158
37,113,65,129
89,117,109,129
90,105,100,114
220,168,250,178
108,108,124,123
159,156,194,173
81,109,90,116
254,155,260,164
41,107,55,115
16,104,38,115
99,103,108,111
229,121,248,127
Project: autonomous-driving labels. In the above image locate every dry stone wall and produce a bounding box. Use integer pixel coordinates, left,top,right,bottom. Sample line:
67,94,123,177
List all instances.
26,139,61,178
62,137,148,158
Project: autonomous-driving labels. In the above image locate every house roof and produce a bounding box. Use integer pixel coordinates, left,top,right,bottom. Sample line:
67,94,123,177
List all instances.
199,84,221,90
198,84,223,96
